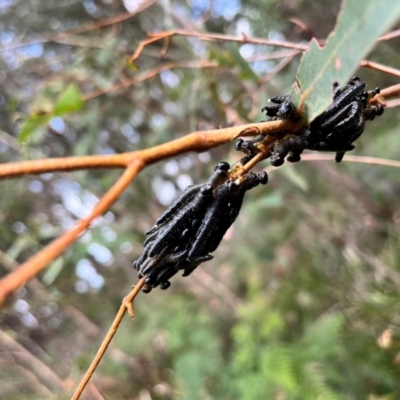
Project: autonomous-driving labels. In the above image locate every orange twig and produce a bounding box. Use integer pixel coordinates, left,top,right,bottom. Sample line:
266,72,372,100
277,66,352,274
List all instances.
0,161,143,305
71,153,400,400
71,278,145,400
0,120,289,179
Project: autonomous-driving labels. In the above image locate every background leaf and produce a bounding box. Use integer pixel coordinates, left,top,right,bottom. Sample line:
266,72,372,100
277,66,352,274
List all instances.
292,0,400,123
18,114,51,143
54,84,84,116
227,43,259,83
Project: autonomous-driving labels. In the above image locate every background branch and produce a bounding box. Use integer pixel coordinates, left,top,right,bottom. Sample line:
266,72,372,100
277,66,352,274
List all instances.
71,278,145,400
0,161,143,305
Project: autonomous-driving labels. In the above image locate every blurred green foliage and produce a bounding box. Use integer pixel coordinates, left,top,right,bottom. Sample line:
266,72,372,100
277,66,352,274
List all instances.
1,1,400,399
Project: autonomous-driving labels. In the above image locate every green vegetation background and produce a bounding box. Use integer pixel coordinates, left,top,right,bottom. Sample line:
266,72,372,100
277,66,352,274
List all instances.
1,1,400,399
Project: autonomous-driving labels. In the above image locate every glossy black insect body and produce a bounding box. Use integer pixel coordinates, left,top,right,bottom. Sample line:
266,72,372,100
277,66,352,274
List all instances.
261,95,296,121
187,171,268,262
145,161,230,238
235,78,384,166
270,77,384,166
235,95,298,157
133,163,268,293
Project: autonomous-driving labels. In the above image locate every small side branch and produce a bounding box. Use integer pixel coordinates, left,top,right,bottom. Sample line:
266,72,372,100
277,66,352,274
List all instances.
380,84,400,99
130,29,309,62
0,161,143,305
360,60,400,78
71,278,146,400
84,60,219,101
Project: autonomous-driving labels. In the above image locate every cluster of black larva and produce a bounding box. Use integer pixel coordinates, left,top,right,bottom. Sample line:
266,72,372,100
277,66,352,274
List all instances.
134,78,384,292
236,77,384,165
133,162,267,293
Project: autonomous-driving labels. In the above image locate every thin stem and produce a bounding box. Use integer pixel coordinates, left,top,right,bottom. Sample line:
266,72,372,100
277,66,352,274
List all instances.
380,84,400,99
386,98,400,108
299,153,400,168
71,278,146,400
378,28,400,41
236,153,269,177
84,60,219,101
0,5,157,53
130,29,309,62
360,60,400,78
262,153,400,174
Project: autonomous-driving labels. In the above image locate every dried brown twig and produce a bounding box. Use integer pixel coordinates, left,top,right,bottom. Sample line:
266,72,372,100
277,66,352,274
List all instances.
0,2,158,53
380,84,400,100
129,28,400,64
359,60,400,78
83,60,219,101
130,29,309,63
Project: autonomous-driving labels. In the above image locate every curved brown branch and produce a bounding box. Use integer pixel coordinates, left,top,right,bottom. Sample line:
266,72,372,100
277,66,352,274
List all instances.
385,98,400,108
0,161,143,305
0,120,290,179
130,29,309,62
262,154,400,175
360,60,400,78
299,153,400,168
380,84,400,100
71,278,145,400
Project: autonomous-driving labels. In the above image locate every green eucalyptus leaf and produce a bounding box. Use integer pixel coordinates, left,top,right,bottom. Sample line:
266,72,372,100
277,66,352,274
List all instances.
19,114,51,143
54,84,84,116
292,0,400,123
